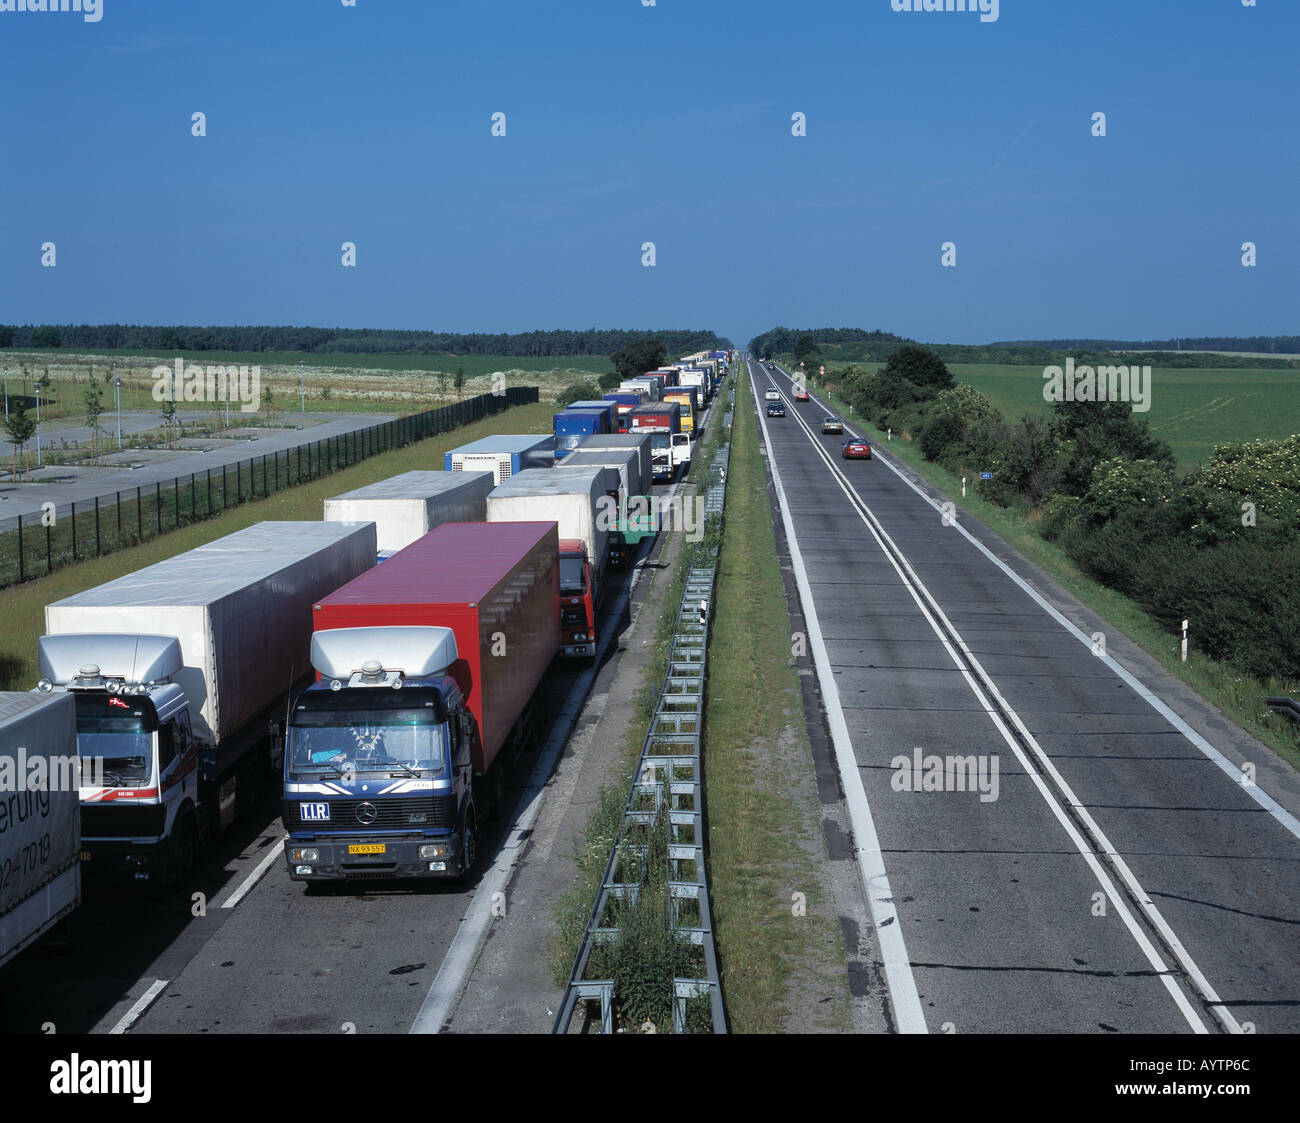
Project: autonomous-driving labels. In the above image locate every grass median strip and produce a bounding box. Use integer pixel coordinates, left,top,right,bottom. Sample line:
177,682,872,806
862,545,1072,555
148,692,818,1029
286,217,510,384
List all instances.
702,369,853,1033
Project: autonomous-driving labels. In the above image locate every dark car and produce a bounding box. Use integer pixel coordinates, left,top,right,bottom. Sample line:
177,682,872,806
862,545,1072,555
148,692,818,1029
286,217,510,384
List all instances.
767,402,786,417
822,416,844,434
842,437,871,460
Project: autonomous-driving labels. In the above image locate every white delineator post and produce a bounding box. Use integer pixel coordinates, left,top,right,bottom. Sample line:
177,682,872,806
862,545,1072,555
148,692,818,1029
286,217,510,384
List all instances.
1181,620,1189,662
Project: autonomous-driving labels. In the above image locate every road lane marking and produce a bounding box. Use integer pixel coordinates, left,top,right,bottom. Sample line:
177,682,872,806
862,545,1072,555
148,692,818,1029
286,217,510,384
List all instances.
219,834,288,909
109,978,169,1034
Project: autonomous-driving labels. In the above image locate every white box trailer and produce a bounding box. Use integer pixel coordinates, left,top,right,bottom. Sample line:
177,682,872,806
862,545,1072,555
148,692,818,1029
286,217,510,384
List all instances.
0,692,80,968
486,468,608,588
558,447,644,499
45,522,377,749
573,433,653,495
324,469,494,557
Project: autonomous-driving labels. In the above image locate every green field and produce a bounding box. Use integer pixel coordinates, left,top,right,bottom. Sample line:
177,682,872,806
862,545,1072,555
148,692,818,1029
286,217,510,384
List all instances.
835,361,1299,471
1,350,611,425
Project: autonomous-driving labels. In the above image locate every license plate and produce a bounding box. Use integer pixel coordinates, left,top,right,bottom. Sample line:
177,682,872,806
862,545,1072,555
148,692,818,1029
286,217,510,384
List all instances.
79,850,91,861
348,843,385,855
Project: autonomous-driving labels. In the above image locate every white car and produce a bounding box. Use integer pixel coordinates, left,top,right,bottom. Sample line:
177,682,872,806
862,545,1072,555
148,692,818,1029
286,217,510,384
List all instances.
764,388,781,401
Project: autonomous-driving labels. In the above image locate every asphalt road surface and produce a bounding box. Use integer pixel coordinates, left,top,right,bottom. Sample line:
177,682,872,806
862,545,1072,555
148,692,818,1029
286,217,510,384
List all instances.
748,356,1300,1034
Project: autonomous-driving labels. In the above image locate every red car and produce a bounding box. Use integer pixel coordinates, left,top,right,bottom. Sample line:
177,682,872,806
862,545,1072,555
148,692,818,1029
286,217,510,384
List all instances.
794,388,810,402
842,437,871,460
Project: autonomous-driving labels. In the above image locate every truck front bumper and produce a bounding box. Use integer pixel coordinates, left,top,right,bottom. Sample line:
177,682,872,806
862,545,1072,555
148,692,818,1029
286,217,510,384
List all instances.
77,838,166,882
285,834,465,881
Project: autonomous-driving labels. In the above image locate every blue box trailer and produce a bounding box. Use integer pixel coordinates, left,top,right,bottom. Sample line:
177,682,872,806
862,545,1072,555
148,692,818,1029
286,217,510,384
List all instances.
566,400,618,432
444,434,554,485
553,409,611,459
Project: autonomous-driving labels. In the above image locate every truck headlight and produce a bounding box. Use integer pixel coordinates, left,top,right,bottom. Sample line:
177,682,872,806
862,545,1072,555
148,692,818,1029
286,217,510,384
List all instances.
419,844,448,859
291,848,320,862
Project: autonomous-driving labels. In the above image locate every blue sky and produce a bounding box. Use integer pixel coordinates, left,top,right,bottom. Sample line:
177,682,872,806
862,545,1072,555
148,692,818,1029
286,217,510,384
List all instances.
1,0,1295,347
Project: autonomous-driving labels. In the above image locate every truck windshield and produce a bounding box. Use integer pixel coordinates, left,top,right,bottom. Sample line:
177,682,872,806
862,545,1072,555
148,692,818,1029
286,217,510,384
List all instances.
559,556,586,595
648,433,670,450
556,434,583,450
75,710,153,786
288,709,447,777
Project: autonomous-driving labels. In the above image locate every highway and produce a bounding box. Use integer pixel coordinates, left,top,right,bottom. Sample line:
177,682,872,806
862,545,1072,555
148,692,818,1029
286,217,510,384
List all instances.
0,427,702,1036
746,356,1300,1034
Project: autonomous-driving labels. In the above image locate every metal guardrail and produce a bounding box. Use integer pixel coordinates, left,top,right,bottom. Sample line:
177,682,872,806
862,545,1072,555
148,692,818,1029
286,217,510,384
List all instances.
1266,697,1300,725
553,372,734,1035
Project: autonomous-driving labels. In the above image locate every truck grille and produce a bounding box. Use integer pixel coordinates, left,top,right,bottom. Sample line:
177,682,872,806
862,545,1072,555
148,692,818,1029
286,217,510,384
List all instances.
81,803,167,839
286,795,455,830
561,607,584,626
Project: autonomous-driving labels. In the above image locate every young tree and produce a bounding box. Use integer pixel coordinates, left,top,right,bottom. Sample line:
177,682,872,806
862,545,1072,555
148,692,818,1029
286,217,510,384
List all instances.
436,369,450,398
160,398,178,449
263,384,276,426
83,381,104,462
454,366,466,399
4,400,36,479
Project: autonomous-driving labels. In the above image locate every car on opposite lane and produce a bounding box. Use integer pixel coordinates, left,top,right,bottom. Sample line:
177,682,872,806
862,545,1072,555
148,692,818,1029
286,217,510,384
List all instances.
842,437,871,460
821,416,844,435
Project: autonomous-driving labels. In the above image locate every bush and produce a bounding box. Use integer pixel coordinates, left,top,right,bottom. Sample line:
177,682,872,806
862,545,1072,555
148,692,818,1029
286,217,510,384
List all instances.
918,411,966,462
597,371,623,391
556,381,600,408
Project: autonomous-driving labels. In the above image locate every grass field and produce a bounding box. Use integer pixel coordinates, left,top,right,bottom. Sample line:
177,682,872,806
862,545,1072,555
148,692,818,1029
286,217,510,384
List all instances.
825,360,1299,471
2,349,611,424
0,399,555,692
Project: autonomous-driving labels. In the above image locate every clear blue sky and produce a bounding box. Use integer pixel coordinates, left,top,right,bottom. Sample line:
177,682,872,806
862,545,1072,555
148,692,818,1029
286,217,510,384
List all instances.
1,0,1295,348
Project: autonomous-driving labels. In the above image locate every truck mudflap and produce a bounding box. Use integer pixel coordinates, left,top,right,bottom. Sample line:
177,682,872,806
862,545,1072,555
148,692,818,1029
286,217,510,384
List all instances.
285,833,466,881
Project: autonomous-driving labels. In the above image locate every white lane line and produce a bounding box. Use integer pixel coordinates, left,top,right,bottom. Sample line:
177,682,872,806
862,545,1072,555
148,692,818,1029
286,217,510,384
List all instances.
109,978,169,1035
767,363,1229,1033
747,361,929,1034
219,834,287,909
788,364,1300,843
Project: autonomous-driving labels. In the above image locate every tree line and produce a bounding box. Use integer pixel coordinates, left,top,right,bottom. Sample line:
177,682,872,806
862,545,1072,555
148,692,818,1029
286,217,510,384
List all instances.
0,323,731,357
748,326,1300,371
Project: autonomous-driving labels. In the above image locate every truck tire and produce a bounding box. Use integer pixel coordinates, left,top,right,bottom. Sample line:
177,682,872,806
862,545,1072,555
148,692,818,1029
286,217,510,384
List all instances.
166,812,197,889
459,812,479,882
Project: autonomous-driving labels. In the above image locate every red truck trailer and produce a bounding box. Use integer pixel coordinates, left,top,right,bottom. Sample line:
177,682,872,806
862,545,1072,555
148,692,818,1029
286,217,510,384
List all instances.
283,521,560,882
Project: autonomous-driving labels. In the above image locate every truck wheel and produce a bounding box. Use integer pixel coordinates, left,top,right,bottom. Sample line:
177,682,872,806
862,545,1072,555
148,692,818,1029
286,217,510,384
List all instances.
460,813,479,881
167,814,197,889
